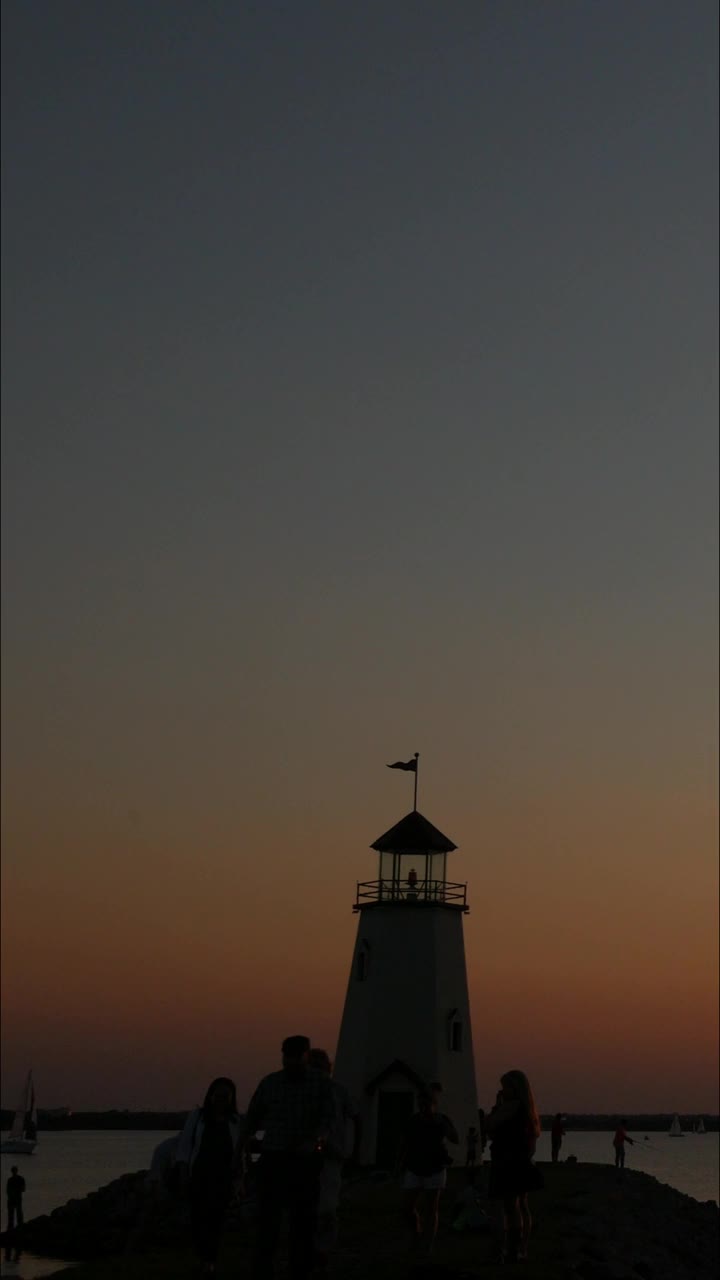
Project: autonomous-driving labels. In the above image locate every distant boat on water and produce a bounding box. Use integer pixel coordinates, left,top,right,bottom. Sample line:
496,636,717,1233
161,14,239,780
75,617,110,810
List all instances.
694,1118,706,1134
0,1070,38,1154
668,1114,684,1137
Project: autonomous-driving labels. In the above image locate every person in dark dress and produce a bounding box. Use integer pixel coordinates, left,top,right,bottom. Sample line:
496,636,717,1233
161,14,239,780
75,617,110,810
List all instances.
176,1077,243,1276
486,1070,543,1263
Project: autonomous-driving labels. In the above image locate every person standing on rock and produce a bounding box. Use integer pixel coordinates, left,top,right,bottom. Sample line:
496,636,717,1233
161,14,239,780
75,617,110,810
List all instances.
175,1077,244,1277
551,1114,566,1162
486,1070,543,1264
613,1120,634,1173
6,1166,25,1233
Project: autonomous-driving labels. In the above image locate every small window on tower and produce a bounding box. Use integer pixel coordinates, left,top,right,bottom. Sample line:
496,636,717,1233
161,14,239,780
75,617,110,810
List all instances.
450,1019,463,1052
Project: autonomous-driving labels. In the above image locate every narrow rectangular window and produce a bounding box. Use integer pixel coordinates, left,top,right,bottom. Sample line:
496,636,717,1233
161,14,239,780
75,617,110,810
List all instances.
356,950,367,981
451,1020,463,1052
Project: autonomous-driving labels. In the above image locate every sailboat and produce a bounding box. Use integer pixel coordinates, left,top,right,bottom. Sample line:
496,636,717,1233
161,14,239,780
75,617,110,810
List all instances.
0,1070,38,1154
668,1113,683,1137
694,1118,706,1134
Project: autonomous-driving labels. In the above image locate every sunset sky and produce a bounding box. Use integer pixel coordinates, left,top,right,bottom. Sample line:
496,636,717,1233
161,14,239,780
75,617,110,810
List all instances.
2,1,717,1115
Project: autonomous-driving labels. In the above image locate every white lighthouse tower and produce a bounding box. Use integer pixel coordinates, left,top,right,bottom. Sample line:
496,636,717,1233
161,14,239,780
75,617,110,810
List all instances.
334,805,478,1167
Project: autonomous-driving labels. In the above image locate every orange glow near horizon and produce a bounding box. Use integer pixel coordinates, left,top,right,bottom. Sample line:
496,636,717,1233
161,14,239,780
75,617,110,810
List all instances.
2,762,717,1114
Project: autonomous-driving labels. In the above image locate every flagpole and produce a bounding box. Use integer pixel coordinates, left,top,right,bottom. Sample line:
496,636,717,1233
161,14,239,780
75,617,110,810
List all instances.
413,753,419,810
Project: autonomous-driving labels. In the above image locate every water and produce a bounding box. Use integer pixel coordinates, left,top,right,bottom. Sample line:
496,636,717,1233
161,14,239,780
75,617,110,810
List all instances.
1,1129,718,1279
534,1129,719,1205
1,1131,170,1280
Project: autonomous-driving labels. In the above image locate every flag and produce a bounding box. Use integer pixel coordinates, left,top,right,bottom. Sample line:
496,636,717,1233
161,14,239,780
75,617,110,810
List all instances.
387,758,417,772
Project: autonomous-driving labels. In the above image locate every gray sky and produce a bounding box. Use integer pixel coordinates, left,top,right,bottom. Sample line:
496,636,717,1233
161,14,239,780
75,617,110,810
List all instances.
2,1,718,1110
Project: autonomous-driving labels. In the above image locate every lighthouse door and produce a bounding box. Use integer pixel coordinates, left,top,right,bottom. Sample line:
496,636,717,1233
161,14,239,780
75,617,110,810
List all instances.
376,1090,414,1169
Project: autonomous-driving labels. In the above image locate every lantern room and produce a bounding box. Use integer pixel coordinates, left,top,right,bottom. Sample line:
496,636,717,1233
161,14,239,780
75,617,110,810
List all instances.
354,810,468,910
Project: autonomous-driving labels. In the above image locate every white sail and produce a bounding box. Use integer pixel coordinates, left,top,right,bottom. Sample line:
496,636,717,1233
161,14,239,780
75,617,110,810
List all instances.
668,1114,683,1136
696,1118,706,1134
8,1108,24,1140
24,1071,37,1140
1,1070,37,1153
8,1075,30,1140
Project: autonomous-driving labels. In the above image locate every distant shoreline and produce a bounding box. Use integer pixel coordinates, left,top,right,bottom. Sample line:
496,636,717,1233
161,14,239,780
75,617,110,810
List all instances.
1,1110,718,1132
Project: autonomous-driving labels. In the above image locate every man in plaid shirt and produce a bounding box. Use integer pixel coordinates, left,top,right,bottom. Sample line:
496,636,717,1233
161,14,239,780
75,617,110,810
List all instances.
243,1035,335,1279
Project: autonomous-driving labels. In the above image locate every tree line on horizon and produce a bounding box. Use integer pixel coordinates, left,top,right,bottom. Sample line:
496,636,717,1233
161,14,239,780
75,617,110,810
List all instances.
1,1109,717,1133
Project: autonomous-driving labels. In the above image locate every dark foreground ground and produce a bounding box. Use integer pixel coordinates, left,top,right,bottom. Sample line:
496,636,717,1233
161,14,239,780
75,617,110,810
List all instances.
8,1161,718,1280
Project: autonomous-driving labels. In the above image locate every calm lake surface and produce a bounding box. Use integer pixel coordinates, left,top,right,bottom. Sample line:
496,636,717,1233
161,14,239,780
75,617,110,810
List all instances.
1,1129,718,1279
534,1129,719,1204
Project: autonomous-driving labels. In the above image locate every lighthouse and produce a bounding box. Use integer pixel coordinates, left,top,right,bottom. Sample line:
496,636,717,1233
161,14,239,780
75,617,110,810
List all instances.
334,806,478,1167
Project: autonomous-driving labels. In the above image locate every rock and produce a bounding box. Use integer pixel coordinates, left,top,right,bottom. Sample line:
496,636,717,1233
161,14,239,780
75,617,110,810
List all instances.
4,1168,183,1260
8,1160,720,1277
581,1244,606,1261
573,1262,619,1279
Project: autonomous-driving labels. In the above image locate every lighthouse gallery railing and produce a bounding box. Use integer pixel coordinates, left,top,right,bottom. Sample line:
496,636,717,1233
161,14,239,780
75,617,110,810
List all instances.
354,879,467,909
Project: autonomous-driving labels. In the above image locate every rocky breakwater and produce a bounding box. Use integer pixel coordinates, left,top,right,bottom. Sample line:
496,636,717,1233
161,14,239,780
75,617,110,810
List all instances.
0,1168,234,1260
544,1164,719,1280
1,1161,718,1279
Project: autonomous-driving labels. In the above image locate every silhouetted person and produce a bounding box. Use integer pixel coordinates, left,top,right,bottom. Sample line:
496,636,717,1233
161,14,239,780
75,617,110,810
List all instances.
6,1167,25,1232
243,1035,335,1280
465,1125,479,1167
478,1107,488,1158
613,1120,634,1173
429,1082,457,1151
176,1077,243,1276
487,1071,543,1264
397,1088,458,1256
551,1113,566,1162
308,1048,360,1274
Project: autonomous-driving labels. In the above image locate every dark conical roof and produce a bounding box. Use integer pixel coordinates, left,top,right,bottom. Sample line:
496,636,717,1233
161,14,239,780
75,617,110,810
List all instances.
370,810,457,853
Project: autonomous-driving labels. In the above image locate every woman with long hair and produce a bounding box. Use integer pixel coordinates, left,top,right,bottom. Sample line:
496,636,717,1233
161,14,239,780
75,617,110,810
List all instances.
486,1070,543,1263
175,1077,243,1276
